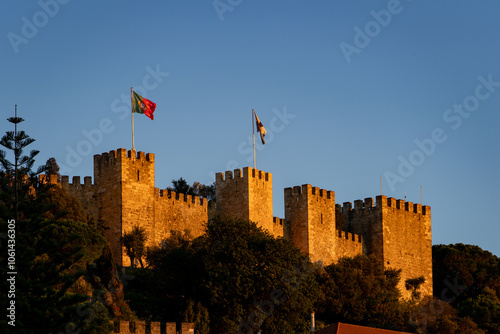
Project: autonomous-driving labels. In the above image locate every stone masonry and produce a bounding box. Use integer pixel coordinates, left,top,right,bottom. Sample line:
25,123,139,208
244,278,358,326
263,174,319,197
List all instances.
340,197,433,298
58,148,432,298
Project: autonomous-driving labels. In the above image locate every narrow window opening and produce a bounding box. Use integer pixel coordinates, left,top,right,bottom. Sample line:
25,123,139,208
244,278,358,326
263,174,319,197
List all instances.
137,170,140,182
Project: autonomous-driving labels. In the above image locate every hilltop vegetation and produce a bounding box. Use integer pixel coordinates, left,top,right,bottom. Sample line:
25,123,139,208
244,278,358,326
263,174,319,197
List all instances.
0,115,133,333
123,215,498,333
1,116,499,333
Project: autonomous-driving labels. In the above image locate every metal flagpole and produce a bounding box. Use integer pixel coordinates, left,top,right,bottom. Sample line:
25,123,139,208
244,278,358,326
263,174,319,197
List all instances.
131,87,135,151
252,109,256,169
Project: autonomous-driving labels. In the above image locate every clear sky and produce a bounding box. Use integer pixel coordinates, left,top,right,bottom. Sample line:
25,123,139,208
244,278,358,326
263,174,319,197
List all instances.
2,1,499,256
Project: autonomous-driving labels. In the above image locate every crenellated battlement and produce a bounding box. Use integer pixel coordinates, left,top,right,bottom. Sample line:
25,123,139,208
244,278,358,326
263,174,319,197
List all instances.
60,175,94,190
273,217,285,226
273,217,287,238
58,146,432,298
337,230,363,243
111,320,193,334
215,166,274,234
94,148,155,165
157,188,207,207
216,166,271,183
340,195,430,216
284,184,334,200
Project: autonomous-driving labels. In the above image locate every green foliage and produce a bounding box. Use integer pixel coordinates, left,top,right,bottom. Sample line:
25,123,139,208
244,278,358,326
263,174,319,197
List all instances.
127,217,319,333
460,287,500,333
200,217,319,333
0,114,47,219
42,185,88,222
168,177,216,201
169,177,191,194
45,157,60,180
433,243,500,333
315,254,404,330
183,299,210,334
0,115,132,333
409,296,485,334
121,225,148,268
0,218,111,333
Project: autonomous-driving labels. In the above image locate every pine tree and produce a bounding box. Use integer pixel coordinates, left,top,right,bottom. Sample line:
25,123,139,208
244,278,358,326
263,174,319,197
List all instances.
0,106,46,219
0,109,114,333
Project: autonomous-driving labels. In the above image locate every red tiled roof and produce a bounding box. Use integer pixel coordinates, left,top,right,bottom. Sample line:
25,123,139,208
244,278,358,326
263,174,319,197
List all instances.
314,322,412,334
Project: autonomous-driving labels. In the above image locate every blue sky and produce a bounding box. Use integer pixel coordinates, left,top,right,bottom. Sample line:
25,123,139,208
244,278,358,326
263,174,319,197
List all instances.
1,0,499,256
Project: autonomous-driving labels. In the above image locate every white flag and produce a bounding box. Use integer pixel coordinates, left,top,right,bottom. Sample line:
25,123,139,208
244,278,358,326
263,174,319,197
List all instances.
254,112,266,144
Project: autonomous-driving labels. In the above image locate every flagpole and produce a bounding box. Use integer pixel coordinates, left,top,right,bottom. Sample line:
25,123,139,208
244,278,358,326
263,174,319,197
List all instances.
252,109,256,169
131,87,135,151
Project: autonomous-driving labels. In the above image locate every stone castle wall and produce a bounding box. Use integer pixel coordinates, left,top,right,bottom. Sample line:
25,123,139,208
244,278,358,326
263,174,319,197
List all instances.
113,321,194,334
153,189,208,244
59,148,432,298
335,230,363,260
60,148,208,266
61,175,98,221
284,184,363,264
215,167,273,233
340,196,433,299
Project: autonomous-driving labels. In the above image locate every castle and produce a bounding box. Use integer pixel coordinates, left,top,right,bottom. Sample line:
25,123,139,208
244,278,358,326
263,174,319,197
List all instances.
56,148,433,299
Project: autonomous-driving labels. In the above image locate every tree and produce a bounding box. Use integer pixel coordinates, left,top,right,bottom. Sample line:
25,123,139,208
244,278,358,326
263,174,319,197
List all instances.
168,178,216,202
45,157,60,181
127,217,319,333
433,244,500,333
121,225,148,268
168,177,192,195
194,181,216,202
0,218,113,333
0,113,127,333
315,255,404,330
199,217,319,333
0,111,47,219
409,296,484,334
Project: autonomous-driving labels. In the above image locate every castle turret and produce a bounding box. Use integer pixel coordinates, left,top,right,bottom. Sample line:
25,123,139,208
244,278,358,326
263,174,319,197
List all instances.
94,148,155,266
215,167,274,234
341,196,433,298
284,185,337,264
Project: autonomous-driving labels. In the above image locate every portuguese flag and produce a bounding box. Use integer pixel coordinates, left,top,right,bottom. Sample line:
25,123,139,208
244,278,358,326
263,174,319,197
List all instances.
132,90,156,120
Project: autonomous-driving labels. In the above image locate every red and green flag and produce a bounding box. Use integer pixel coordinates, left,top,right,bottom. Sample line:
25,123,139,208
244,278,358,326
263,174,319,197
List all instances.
132,90,156,120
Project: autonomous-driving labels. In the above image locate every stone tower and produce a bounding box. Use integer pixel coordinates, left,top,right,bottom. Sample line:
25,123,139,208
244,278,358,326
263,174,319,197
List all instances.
284,185,337,264
215,167,273,233
341,196,433,298
94,148,156,266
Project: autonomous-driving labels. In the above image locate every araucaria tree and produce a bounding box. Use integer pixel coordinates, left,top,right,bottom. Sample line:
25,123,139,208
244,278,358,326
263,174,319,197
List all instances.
0,110,117,333
0,110,46,219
